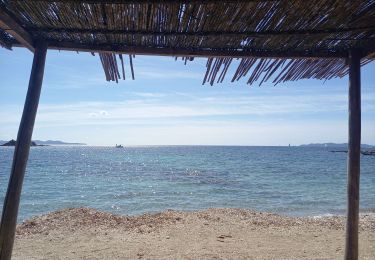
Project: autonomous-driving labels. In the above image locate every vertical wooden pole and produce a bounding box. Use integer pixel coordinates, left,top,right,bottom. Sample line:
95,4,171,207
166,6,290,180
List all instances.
345,49,361,260
0,42,47,260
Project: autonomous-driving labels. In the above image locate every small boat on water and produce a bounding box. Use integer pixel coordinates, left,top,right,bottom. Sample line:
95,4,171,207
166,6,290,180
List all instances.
115,144,124,148
361,150,375,156
330,150,375,155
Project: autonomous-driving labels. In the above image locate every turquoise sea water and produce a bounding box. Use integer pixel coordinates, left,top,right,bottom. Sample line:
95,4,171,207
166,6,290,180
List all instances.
0,146,374,222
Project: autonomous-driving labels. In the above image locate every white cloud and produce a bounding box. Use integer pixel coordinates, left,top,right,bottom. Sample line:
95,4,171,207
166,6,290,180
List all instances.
2,91,375,127
99,110,109,116
130,92,166,98
1,89,375,145
88,111,109,117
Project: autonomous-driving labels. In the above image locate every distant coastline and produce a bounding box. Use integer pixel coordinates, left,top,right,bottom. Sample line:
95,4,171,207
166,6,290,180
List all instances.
0,139,86,146
0,139,45,147
1,141,374,148
299,143,375,148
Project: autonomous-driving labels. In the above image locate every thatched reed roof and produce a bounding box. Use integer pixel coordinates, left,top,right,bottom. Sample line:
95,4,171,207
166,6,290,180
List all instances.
1,0,375,85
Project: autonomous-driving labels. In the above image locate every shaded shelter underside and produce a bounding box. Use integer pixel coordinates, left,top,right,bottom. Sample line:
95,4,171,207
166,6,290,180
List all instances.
1,0,375,84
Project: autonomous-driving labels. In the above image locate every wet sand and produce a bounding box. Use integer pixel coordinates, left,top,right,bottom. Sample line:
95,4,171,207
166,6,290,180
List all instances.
14,208,375,259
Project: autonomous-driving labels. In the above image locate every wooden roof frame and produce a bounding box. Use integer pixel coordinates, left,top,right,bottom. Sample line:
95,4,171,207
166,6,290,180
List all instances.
0,7,34,52
1,0,374,84
1,1,375,59
0,1,373,259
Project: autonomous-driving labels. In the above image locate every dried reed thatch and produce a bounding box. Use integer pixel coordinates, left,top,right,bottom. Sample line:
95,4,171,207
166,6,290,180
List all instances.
0,0,374,85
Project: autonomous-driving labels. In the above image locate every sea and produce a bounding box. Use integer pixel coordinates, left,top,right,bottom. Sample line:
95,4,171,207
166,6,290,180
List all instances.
0,146,374,222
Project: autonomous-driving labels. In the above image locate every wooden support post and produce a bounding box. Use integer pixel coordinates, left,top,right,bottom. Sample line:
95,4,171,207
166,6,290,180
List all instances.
0,42,47,260
345,49,361,260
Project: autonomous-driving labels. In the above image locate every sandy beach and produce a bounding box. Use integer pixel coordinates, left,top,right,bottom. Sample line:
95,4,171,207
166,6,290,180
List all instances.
13,208,375,259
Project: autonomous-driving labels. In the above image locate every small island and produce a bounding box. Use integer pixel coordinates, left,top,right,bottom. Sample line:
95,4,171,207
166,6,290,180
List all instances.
0,139,86,146
0,139,45,147
299,143,375,156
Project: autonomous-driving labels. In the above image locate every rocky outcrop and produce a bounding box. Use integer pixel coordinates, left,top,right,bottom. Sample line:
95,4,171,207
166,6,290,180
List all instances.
1,139,43,146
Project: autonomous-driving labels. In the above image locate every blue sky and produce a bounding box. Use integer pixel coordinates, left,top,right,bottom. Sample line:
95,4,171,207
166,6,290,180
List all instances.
0,47,374,146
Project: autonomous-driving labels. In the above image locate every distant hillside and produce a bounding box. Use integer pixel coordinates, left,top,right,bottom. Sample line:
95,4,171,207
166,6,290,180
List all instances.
0,140,86,146
0,139,44,147
33,140,86,145
300,143,375,148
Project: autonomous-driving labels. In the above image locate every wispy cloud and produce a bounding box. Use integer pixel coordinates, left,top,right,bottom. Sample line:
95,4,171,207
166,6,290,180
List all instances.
89,110,109,118
2,91,375,128
44,75,109,89
2,48,375,145
1,91,375,145
137,69,202,80
130,92,167,98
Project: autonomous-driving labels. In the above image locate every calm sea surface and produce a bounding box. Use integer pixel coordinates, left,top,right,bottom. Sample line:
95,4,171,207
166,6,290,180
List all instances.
0,146,374,222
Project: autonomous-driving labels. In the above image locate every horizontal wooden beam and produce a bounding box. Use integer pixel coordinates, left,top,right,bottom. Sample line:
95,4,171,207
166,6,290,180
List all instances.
0,7,34,52
16,40,347,58
29,26,375,37
365,51,375,60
